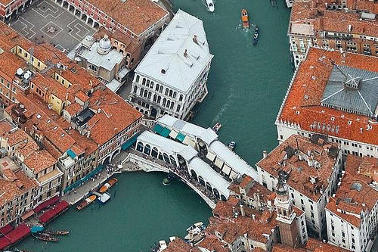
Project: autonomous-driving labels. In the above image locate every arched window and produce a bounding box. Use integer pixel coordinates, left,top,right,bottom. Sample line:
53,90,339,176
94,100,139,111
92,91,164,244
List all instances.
170,102,174,110
133,86,137,94
179,94,183,101
142,78,146,85
198,176,205,186
144,144,151,155
146,80,150,87
150,81,154,89
163,153,170,163
169,90,173,97
136,142,144,152
166,100,170,108
162,98,166,106
159,85,163,93
158,152,164,161
151,147,158,158
173,92,177,98
144,90,148,98
213,188,220,199
165,88,169,96
221,195,226,201
206,182,212,191
139,88,144,96
155,83,159,91
169,155,177,167
157,96,161,104
148,92,151,99
191,170,198,180
153,94,157,103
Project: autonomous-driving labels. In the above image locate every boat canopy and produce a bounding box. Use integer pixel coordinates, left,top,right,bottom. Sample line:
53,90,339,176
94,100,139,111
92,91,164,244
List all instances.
31,225,44,233
0,237,10,250
0,224,13,235
7,223,30,243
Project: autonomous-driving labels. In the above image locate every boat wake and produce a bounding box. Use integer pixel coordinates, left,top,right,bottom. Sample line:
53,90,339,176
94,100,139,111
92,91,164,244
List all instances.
213,87,234,125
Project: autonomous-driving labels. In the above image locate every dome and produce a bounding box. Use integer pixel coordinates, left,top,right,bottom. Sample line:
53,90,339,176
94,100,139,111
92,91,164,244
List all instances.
97,35,112,55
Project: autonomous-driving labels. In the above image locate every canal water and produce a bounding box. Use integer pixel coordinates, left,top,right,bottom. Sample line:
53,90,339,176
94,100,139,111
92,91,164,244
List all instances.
18,0,292,251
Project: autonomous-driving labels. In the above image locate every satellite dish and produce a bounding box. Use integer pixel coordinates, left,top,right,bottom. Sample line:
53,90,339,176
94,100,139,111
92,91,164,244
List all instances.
16,68,23,76
24,72,31,80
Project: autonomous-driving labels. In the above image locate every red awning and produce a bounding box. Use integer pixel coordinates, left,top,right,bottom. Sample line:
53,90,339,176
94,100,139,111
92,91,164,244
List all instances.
0,224,13,235
39,201,69,224
0,236,11,250
6,223,30,243
21,210,34,221
34,195,60,213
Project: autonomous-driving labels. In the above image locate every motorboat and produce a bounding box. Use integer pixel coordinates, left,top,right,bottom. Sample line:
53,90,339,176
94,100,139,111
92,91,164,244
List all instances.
241,9,250,29
76,195,97,210
205,0,215,12
186,222,204,232
157,240,167,252
253,26,259,46
228,141,236,151
99,178,118,193
212,122,222,133
98,192,111,204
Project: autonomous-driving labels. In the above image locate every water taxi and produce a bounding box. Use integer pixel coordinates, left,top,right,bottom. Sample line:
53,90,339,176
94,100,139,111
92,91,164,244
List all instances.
99,178,118,193
98,192,111,204
212,122,222,133
76,195,97,210
205,0,215,12
228,141,236,151
241,9,249,29
253,26,259,46
45,230,70,236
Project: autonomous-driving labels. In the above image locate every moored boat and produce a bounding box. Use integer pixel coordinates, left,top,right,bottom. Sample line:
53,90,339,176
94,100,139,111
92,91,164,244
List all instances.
241,9,249,29
99,178,118,193
76,195,97,210
212,122,222,133
157,240,167,252
253,26,259,46
45,230,70,236
205,0,215,12
97,192,111,204
32,233,59,242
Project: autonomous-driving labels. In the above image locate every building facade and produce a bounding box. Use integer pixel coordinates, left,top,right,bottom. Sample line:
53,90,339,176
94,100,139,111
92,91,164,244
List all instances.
288,0,378,67
129,10,213,120
256,134,342,238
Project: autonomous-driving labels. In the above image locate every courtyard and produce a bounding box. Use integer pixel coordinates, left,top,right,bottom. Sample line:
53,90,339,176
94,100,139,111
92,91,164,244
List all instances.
10,0,95,52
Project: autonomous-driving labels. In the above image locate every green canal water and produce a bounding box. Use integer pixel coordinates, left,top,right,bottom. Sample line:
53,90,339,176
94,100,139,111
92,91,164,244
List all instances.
18,0,292,251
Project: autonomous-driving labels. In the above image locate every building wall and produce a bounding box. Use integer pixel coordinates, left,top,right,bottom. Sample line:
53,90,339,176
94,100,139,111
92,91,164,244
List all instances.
256,150,342,238
276,122,378,158
130,63,210,119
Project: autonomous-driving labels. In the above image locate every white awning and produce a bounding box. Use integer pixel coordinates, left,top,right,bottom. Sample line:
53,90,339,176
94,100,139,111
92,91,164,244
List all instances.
206,151,216,162
222,164,231,176
183,136,196,148
169,129,178,139
214,157,224,169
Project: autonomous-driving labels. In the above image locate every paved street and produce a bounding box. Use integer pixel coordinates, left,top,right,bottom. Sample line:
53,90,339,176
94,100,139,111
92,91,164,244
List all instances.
10,0,95,52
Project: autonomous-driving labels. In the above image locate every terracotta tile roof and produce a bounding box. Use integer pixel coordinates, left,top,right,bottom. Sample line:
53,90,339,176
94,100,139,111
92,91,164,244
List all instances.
290,1,378,37
24,150,57,174
164,237,200,252
272,244,306,252
325,172,377,228
0,0,13,6
345,155,378,182
257,134,339,201
75,91,89,103
65,102,83,116
87,87,142,145
86,0,168,35
305,238,349,252
213,196,240,219
278,48,378,145
0,51,26,80
197,235,230,252
0,164,37,206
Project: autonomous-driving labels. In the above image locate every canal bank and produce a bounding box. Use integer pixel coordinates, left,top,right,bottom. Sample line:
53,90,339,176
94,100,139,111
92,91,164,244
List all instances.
18,0,292,251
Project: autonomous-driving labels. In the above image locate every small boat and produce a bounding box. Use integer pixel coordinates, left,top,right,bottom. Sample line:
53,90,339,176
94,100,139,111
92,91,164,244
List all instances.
186,222,204,232
157,240,167,252
228,141,236,151
32,233,58,242
241,9,250,29
205,0,215,12
253,26,259,45
45,230,70,236
76,195,97,210
31,225,44,233
98,192,111,204
99,178,118,193
212,122,222,132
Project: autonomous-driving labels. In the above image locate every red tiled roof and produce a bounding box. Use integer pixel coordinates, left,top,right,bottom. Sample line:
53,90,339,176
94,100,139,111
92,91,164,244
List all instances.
278,48,378,145
24,150,56,174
